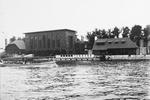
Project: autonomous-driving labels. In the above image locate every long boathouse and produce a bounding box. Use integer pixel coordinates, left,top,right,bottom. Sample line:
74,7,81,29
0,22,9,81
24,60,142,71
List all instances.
92,38,138,55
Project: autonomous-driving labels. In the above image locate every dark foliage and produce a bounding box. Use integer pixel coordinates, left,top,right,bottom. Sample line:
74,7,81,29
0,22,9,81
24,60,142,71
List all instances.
112,27,120,38
9,36,16,43
130,25,142,46
122,27,130,38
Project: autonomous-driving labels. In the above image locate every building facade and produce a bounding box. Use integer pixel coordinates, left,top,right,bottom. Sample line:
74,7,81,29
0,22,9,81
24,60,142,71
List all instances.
24,29,77,56
92,38,138,55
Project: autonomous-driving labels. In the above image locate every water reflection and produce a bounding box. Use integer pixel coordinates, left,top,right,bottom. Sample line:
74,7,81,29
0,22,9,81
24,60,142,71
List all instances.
0,61,150,100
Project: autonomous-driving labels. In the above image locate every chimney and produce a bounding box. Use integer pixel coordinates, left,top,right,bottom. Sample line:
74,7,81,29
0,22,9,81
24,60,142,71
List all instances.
5,39,7,47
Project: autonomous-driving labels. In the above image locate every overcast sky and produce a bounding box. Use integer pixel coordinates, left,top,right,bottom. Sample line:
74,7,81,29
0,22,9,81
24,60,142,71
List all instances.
0,0,150,48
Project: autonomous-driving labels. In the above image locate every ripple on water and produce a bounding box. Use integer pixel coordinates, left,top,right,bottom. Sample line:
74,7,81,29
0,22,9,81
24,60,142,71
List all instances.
0,61,150,100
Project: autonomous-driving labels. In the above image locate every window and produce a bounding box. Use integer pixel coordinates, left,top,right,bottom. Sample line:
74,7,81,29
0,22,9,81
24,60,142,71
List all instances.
30,37,33,49
115,42,118,44
43,35,46,48
52,40,55,48
96,42,105,45
57,39,60,48
34,37,37,49
39,40,42,48
68,36,73,48
121,40,126,44
47,38,50,48
108,42,112,44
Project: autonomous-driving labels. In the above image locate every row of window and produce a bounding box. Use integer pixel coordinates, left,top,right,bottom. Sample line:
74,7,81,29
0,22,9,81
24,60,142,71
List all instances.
96,41,126,45
30,38,61,49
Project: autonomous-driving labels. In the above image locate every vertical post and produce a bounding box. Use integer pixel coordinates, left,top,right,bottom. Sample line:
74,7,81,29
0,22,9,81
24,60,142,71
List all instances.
5,39,7,47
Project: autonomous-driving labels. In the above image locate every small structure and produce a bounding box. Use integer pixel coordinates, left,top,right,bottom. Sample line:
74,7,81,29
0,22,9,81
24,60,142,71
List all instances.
5,40,26,55
92,38,138,55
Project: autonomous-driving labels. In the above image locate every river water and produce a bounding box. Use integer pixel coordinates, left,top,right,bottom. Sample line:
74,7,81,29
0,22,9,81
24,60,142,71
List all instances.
0,61,150,100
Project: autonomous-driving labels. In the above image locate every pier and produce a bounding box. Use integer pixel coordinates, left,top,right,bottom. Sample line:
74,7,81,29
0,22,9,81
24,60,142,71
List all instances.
51,54,100,61
2,54,150,64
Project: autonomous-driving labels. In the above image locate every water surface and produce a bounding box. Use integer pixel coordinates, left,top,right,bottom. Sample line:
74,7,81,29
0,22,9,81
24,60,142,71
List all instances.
0,61,150,100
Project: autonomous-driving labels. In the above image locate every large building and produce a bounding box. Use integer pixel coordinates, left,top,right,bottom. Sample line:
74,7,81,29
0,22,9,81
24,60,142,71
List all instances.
24,29,77,56
92,38,138,55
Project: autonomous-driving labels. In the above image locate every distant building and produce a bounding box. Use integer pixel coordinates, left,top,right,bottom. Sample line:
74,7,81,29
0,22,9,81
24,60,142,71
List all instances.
92,38,138,55
5,40,26,54
24,29,77,56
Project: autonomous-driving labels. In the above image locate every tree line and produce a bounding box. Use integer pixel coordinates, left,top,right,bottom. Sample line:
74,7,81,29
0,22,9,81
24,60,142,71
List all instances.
9,36,25,43
86,25,149,49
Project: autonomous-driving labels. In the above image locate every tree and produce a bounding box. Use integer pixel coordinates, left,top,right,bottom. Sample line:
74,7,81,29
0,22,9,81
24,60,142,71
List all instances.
112,27,120,38
122,27,130,38
130,25,142,46
17,37,22,40
92,28,103,39
93,29,108,39
86,32,95,49
107,29,115,38
95,29,102,39
9,36,16,43
101,29,108,38
142,27,149,47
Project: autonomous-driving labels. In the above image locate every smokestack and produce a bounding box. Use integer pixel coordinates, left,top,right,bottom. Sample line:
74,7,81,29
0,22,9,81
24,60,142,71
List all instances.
5,39,7,47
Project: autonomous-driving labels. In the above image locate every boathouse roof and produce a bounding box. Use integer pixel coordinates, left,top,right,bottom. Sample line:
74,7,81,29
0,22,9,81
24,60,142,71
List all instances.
92,38,138,51
8,40,26,50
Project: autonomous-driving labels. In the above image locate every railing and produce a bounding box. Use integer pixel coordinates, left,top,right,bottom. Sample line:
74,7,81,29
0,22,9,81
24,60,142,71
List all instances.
55,54,95,58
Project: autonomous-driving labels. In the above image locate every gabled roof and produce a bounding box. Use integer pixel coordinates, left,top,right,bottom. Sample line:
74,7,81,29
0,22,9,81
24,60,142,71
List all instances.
0,49,5,57
24,29,76,34
7,40,26,50
92,38,138,51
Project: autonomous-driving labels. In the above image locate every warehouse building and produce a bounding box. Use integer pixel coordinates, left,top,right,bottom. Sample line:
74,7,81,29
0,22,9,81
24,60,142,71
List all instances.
24,29,77,56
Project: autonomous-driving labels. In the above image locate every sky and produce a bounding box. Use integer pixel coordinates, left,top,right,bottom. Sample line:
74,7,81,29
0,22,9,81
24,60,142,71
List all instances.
0,0,150,48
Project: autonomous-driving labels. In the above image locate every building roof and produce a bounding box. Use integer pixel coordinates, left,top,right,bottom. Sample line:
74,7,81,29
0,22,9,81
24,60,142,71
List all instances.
24,29,76,34
0,49,5,57
92,38,138,51
7,40,26,50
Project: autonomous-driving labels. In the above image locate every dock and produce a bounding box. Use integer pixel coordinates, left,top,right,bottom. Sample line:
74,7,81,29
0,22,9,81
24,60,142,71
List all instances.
50,54,100,61
2,54,150,64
